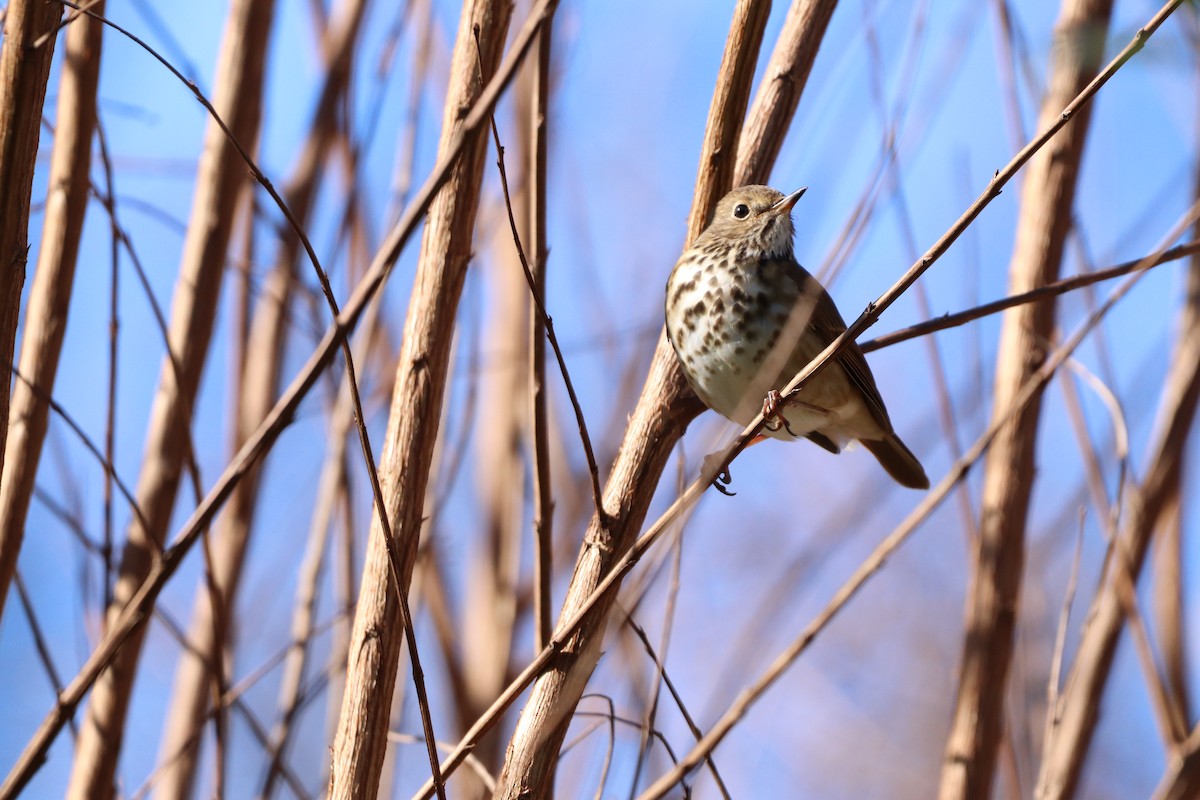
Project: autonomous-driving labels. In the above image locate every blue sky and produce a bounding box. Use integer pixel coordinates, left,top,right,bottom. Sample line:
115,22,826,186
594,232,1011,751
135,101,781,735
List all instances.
4,0,1198,797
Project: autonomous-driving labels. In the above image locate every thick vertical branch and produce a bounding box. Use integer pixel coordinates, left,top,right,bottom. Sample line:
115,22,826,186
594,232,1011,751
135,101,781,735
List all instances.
938,2,1112,798
325,1,515,796
0,0,97,619
684,0,770,233
66,2,276,797
1150,70,1200,744
1035,199,1200,800
0,0,60,483
491,1,775,796
734,0,837,187
153,1,368,795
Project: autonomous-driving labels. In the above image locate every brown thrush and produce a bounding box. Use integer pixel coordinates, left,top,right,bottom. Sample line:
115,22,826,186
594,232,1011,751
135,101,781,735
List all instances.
665,185,929,489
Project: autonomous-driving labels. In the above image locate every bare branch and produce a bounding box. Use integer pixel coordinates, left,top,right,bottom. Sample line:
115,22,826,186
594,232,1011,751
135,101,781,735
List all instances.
860,242,1200,353
326,1,516,797
528,8,554,654
939,1,1114,795
0,0,62,571
0,0,97,619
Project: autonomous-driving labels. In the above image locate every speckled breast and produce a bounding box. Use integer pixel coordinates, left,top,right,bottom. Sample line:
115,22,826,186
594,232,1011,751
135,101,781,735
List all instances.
666,251,802,424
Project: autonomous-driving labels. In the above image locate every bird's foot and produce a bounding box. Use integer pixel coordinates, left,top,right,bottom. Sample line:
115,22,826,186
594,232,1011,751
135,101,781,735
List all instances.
701,451,736,496
762,390,797,436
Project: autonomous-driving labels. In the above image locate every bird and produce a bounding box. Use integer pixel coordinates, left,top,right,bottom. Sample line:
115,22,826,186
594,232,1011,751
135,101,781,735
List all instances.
665,184,929,489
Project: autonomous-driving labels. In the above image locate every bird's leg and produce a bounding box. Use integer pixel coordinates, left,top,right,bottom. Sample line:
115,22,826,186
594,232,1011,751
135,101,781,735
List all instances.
762,389,798,437
704,394,801,495
762,391,784,431
702,420,782,496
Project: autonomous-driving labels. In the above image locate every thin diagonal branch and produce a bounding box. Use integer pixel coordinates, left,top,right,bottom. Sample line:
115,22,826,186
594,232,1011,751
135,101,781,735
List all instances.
859,242,1200,353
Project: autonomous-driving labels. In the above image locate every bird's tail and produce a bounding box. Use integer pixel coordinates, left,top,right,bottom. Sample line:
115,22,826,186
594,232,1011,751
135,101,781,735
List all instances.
863,434,929,490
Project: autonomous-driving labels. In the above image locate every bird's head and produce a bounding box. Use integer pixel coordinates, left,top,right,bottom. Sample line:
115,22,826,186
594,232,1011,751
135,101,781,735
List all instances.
701,185,805,258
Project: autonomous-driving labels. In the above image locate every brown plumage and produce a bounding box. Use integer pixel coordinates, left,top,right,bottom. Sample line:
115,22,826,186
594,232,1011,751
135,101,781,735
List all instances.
665,185,929,489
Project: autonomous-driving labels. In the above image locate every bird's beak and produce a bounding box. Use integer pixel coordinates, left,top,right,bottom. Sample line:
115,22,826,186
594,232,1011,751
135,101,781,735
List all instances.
772,187,807,214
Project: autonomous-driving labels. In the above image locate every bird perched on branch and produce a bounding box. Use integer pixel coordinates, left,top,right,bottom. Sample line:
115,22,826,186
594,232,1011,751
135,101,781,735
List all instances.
665,184,929,489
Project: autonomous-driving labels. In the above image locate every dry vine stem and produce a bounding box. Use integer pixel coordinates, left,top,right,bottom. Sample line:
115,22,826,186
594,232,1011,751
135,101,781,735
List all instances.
528,9,555,654
457,10,561,781
418,1,1181,795
0,1,558,794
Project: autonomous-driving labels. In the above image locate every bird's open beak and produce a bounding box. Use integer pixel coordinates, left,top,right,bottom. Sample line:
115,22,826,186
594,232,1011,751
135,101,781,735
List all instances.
773,187,807,214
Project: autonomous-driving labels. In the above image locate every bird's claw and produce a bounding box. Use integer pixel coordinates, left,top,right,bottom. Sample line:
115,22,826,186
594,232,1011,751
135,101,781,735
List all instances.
712,466,736,496
762,390,797,436
702,452,737,496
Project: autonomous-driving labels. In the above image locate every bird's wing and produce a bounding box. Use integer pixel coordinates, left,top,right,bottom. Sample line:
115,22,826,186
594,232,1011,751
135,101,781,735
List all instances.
790,268,895,433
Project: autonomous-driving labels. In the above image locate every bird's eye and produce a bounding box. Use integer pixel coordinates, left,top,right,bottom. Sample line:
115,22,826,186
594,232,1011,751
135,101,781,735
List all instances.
733,204,750,219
